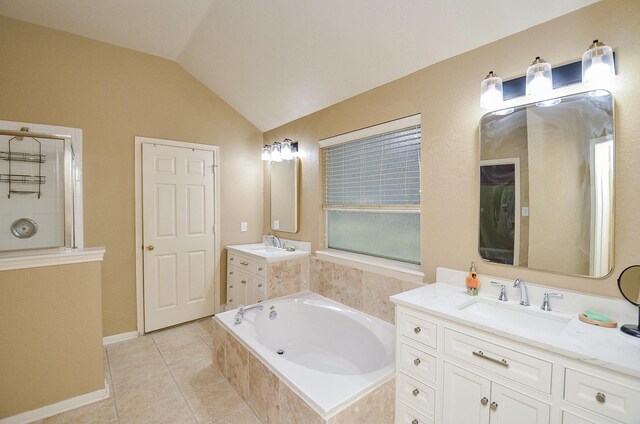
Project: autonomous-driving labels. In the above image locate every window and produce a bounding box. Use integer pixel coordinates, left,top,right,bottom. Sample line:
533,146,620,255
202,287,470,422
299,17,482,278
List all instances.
320,115,421,264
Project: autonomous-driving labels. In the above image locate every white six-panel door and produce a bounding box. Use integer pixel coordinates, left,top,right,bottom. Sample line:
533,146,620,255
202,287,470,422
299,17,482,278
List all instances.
142,142,215,332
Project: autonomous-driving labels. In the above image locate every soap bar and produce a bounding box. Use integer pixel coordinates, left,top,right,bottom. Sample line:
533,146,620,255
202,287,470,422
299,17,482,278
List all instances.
584,310,612,323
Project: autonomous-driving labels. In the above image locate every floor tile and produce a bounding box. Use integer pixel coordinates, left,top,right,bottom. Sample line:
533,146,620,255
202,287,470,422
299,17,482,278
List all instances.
171,358,224,394
118,396,196,424
110,353,168,389
212,407,261,424
161,339,212,368
43,397,117,424
153,325,203,353
113,369,183,417
184,380,246,423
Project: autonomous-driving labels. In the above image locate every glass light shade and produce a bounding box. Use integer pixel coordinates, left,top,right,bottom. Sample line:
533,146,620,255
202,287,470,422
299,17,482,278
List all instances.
480,71,503,109
261,145,271,161
281,139,293,160
582,40,614,85
526,57,553,97
271,142,282,162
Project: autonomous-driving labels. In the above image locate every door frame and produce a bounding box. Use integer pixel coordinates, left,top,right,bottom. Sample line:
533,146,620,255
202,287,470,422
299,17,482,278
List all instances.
134,136,221,335
480,157,520,267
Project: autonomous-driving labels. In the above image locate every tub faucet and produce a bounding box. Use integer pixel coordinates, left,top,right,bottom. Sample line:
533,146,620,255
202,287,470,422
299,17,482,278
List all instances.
234,304,264,325
513,278,530,306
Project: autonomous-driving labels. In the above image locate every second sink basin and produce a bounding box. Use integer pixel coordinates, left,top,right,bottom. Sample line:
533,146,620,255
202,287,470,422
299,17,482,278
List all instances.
456,298,573,335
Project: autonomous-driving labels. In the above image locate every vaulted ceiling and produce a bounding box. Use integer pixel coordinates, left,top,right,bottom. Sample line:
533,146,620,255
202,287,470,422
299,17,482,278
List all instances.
0,0,599,131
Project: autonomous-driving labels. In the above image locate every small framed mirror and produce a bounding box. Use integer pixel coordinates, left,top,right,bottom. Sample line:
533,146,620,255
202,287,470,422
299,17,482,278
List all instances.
270,158,299,233
479,90,614,278
618,265,640,338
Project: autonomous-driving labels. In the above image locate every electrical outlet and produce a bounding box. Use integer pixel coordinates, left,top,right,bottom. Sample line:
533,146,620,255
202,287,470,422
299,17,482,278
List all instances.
241,222,248,232
273,220,280,230
522,207,529,217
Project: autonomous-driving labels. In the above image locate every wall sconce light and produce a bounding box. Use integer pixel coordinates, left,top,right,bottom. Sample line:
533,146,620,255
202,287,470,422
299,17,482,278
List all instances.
582,40,614,86
526,57,553,98
262,138,298,161
480,71,503,109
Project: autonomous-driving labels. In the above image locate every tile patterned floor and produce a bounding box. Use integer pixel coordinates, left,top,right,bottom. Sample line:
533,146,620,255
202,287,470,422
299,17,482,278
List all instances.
31,317,260,424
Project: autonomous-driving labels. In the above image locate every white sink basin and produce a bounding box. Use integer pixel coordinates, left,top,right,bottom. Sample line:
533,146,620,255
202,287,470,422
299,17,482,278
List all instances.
456,298,573,335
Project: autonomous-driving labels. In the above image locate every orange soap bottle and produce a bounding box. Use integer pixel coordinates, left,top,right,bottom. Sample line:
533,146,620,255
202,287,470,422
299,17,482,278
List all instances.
465,261,480,296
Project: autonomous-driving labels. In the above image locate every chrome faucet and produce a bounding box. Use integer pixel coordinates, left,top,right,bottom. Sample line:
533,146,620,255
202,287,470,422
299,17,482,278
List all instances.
234,304,264,325
490,282,508,301
541,293,563,311
268,235,282,249
513,278,530,306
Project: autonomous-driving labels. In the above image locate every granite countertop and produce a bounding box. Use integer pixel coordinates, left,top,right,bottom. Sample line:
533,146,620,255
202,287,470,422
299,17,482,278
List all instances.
391,282,640,379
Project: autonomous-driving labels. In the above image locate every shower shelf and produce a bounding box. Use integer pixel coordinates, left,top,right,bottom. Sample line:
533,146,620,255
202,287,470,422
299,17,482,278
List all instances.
0,151,46,163
0,174,46,184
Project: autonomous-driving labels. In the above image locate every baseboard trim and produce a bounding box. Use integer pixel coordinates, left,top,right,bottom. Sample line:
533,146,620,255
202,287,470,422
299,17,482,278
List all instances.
103,331,138,345
0,382,109,424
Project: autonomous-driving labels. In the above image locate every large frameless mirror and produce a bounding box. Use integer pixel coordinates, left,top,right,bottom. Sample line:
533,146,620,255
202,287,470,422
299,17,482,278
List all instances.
270,158,299,233
479,90,614,278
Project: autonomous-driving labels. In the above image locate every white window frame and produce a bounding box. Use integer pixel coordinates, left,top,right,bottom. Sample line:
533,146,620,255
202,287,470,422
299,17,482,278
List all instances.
318,114,422,279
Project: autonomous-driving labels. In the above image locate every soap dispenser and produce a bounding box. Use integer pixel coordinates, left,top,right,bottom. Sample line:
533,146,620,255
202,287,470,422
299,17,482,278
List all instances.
466,262,480,296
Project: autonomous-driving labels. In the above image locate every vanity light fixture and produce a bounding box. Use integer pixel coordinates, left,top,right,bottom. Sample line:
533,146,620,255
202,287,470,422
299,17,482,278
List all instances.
480,71,503,109
582,40,614,86
525,56,553,98
261,145,271,161
271,141,282,162
261,139,299,161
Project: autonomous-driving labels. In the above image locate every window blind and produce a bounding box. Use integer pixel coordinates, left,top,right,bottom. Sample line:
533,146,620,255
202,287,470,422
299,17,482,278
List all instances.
322,125,421,209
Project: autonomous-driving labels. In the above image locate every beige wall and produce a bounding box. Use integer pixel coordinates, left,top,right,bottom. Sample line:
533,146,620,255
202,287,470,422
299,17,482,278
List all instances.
264,0,640,298
0,262,104,418
0,16,264,336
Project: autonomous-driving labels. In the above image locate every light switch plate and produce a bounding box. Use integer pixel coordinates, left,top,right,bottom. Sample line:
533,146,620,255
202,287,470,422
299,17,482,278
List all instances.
241,222,248,232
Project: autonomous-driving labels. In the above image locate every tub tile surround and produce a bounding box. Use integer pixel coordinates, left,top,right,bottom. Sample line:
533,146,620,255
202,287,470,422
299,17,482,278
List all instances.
211,317,395,423
267,259,305,298
309,257,424,324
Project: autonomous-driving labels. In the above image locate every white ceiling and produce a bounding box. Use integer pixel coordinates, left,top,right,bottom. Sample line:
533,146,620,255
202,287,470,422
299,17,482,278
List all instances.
0,0,599,131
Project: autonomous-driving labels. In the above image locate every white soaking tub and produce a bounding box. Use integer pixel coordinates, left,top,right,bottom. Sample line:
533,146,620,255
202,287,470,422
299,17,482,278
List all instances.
215,291,395,418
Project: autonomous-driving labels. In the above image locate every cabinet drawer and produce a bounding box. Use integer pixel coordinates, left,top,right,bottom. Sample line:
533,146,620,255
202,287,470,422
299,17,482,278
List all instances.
444,328,552,393
255,276,267,297
562,410,618,424
235,256,254,271
255,261,266,276
400,312,437,349
399,343,436,384
396,400,434,424
397,372,436,415
564,368,640,423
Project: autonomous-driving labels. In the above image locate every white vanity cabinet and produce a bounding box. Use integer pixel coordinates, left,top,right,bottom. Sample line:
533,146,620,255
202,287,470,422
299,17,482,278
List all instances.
393,304,640,424
226,250,267,309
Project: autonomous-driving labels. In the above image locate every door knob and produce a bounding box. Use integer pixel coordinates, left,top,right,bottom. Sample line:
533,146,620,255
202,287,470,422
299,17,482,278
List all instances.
146,244,154,251
480,397,488,405
490,402,498,411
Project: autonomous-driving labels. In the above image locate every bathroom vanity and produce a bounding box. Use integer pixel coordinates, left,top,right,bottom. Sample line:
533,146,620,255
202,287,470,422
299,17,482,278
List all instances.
225,242,309,309
391,268,640,424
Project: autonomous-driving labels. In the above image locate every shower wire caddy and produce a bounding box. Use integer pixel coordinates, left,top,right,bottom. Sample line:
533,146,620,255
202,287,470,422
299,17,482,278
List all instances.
0,129,46,198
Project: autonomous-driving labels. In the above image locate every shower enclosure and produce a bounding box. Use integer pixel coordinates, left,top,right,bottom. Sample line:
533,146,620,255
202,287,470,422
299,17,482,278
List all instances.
0,126,78,252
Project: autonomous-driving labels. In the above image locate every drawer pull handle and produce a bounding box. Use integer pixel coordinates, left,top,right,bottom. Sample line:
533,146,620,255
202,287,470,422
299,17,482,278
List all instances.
413,358,421,366
596,392,606,403
490,402,498,411
414,326,421,334
258,267,263,271
412,388,419,397
229,285,234,289
240,261,249,266
412,420,419,424
472,350,509,368
229,271,234,275
229,299,233,302
241,280,247,284
480,397,488,405
258,284,263,288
